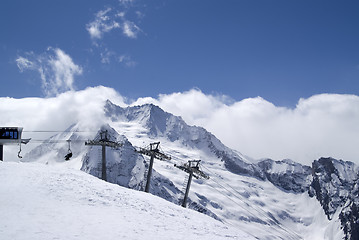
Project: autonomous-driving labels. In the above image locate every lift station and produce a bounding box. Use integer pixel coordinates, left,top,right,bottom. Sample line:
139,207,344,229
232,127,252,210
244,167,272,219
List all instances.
0,127,31,161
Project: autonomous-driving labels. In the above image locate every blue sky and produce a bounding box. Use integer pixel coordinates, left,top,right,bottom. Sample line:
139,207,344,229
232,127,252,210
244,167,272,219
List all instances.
1,0,359,106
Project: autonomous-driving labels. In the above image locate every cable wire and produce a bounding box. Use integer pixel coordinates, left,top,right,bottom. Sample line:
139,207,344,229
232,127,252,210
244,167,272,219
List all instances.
23,130,95,133
201,165,302,239
159,149,301,239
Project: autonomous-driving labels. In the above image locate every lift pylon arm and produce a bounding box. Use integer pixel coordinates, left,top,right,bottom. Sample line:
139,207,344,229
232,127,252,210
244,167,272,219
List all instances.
85,140,123,149
174,160,209,179
135,147,171,161
193,169,210,180
135,142,171,161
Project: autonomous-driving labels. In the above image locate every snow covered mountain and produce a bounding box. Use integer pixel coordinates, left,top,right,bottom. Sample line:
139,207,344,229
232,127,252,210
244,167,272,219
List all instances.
21,100,359,239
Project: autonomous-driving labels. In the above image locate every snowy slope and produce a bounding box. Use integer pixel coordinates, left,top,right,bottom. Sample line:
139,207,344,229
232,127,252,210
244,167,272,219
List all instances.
19,101,348,239
0,162,253,240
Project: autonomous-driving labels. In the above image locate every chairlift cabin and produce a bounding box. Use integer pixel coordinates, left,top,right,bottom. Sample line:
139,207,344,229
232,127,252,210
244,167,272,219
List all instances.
0,127,30,161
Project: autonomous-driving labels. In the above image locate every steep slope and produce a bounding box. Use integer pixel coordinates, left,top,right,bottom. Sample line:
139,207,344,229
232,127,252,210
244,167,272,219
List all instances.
0,162,251,240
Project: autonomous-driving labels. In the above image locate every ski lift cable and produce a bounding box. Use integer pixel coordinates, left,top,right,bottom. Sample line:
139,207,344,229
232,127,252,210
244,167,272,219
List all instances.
158,145,197,163
199,199,258,240
202,165,280,219
150,147,275,224
202,165,257,202
23,130,96,133
202,165,301,239
152,149,253,218
160,153,188,165
206,174,267,220
205,178,259,219
209,175,274,223
205,177,300,239
202,165,268,207
25,139,88,143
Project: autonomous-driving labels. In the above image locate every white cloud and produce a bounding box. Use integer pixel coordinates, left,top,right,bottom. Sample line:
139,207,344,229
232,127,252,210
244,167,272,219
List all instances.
16,56,35,72
86,8,120,40
100,48,116,64
133,89,359,165
117,12,126,18
3,86,358,165
99,50,136,67
87,25,102,40
0,86,125,161
16,48,83,97
86,5,142,67
118,54,136,67
86,7,141,41
122,20,140,38
48,48,83,94
119,0,134,8
99,48,136,66
135,11,145,20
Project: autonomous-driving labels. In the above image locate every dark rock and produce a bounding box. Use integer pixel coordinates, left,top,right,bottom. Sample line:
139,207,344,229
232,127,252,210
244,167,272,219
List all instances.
309,157,359,239
257,159,312,193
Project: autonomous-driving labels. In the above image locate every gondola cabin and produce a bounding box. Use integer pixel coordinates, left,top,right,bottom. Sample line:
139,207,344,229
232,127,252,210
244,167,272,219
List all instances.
0,127,23,145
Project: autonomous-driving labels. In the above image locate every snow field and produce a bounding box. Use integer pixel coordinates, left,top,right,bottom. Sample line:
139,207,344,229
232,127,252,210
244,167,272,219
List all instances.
0,162,253,240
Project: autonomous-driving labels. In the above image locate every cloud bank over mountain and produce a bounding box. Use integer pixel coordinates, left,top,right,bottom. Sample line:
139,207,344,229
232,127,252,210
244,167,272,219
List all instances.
134,89,359,164
1,87,358,165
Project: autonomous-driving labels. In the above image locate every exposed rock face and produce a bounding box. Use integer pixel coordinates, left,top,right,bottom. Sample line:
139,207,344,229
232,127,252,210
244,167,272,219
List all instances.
309,157,359,239
309,158,358,218
257,159,312,193
340,201,359,240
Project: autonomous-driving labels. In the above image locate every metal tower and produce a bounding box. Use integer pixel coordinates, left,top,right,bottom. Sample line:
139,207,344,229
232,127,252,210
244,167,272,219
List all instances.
136,142,171,193
85,130,122,181
175,160,209,208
